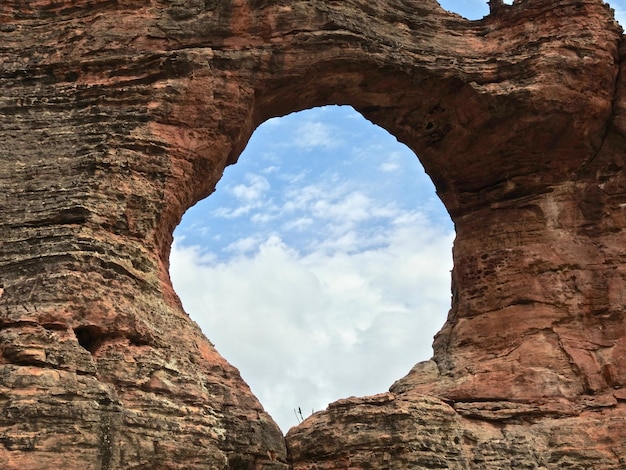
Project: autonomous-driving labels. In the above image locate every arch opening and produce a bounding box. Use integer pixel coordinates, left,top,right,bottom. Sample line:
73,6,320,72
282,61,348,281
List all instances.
438,0,488,19
170,105,454,432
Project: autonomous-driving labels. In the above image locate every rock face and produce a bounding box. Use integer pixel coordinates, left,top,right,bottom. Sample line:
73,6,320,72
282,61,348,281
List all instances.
1,0,625,468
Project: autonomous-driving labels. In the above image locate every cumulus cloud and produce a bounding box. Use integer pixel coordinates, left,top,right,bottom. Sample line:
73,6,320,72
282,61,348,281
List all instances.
380,161,401,172
224,235,265,255
292,120,341,150
213,173,270,218
170,213,453,432
377,150,407,173
231,173,270,202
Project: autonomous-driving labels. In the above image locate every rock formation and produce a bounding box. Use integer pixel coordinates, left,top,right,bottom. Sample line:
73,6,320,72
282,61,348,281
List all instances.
1,0,625,468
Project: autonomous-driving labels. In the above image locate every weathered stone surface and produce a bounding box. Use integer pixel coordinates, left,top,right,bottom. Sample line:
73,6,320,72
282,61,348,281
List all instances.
288,390,626,469
1,0,625,468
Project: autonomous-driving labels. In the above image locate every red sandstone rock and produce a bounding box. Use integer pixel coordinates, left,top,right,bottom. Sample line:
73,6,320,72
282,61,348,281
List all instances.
1,0,625,468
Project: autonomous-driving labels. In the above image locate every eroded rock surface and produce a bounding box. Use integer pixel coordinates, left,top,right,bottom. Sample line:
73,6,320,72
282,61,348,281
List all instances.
1,0,625,468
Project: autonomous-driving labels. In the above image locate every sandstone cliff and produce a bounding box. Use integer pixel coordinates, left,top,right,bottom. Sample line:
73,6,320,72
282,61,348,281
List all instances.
1,0,625,468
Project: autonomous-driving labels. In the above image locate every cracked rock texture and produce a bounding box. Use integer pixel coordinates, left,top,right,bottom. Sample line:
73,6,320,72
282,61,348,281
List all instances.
1,0,626,468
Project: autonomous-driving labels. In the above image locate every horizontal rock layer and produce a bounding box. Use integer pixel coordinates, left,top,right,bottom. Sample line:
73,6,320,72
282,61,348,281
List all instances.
1,0,625,468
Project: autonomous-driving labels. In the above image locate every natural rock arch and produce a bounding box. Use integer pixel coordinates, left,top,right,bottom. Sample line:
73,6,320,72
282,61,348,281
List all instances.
1,0,625,468
171,104,455,432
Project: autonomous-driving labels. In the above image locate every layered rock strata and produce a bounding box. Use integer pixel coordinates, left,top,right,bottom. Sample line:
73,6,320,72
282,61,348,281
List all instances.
1,0,625,468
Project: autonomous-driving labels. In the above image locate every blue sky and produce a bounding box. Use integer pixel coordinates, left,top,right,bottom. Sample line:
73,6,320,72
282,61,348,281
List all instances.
170,1,626,432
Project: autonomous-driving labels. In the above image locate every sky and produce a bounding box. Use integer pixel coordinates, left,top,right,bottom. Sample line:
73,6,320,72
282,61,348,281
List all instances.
170,1,626,433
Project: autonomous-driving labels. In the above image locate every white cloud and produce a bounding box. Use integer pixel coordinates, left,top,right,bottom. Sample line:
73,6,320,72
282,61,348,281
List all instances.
282,183,325,213
279,171,309,186
250,209,280,224
311,191,371,221
380,161,400,172
212,205,251,219
275,180,414,254
170,215,453,432
282,217,314,231
284,183,396,222
292,121,341,150
230,173,270,202
318,191,399,223
224,235,265,255
377,150,407,173
262,165,280,174
212,173,270,218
